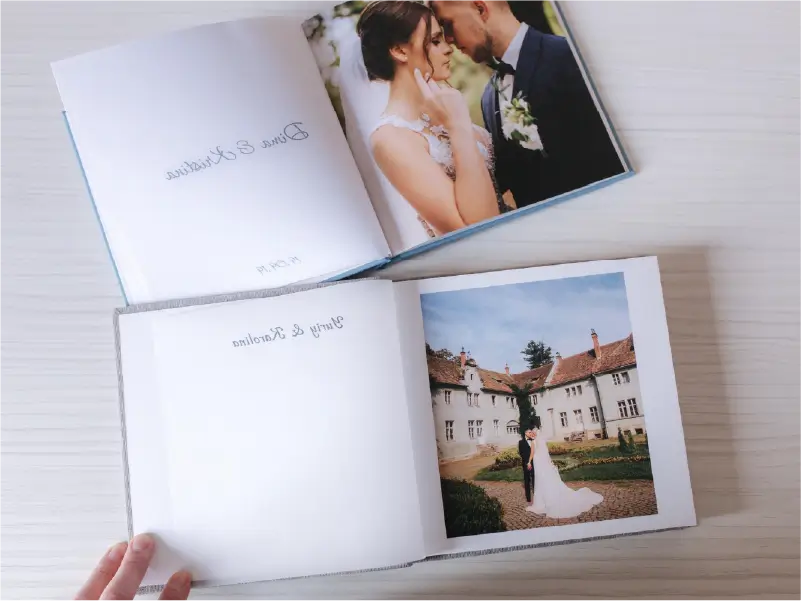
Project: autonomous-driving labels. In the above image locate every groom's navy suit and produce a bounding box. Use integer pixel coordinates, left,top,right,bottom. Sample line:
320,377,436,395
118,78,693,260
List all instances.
519,437,536,503
481,26,625,209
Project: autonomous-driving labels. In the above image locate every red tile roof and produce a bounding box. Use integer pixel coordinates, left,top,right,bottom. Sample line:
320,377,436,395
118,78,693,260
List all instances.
427,335,636,390
549,334,636,386
512,364,553,389
477,368,514,393
427,356,464,387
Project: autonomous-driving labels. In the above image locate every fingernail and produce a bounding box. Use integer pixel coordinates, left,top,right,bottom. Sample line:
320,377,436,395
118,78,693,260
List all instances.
131,533,154,552
107,542,127,561
176,571,192,587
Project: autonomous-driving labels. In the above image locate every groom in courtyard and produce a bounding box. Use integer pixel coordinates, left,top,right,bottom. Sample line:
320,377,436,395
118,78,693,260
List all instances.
431,1,625,209
519,427,537,506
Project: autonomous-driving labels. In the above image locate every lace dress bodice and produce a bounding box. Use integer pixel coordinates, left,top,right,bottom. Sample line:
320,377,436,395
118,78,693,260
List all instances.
372,113,495,180
371,114,507,238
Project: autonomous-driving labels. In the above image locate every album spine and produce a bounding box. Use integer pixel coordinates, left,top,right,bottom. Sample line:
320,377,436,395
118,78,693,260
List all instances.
62,111,129,305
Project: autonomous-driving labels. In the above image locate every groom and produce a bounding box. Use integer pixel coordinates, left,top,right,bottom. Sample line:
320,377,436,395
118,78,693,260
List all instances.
431,1,625,209
518,427,537,505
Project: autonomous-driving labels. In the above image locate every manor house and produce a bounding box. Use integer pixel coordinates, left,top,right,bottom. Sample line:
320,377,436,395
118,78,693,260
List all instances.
428,329,646,460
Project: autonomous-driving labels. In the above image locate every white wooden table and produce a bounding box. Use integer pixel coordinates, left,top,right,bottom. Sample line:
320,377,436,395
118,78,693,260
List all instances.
2,2,799,598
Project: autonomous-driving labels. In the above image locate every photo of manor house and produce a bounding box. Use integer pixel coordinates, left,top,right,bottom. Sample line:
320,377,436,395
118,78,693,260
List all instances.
429,329,645,461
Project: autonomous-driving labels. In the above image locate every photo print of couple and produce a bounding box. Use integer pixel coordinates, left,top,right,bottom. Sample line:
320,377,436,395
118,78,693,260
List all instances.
421,273,656,537
304,1,629,254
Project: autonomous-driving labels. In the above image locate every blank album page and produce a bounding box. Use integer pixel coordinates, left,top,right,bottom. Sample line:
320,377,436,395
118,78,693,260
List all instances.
116,281,425,587
53,18,388,304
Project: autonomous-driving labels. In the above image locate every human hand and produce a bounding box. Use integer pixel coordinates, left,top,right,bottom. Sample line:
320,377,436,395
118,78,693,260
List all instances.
75,533,191,600
414,68,472,131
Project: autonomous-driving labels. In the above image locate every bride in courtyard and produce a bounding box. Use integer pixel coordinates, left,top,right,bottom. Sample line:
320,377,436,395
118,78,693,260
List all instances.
527,428,604,518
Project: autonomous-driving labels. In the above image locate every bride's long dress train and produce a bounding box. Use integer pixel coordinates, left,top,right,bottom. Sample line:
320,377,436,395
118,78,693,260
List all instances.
527,434,603,518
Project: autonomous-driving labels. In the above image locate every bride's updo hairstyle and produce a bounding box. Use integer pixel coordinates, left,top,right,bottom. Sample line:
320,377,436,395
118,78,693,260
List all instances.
357,0,435,82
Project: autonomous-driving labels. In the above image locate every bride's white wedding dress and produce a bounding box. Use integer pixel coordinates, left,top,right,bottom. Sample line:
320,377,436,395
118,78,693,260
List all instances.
527,431,603,518
335,28,505,250
370,113,497,238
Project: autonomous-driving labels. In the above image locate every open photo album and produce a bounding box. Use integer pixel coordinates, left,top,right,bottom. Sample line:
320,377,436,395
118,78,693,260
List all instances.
115,257,695,588
52,1,632,306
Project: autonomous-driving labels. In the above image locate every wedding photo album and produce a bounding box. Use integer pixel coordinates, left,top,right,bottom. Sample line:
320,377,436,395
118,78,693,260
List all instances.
114,257,694,589
52,0,631,306
304,0,631,253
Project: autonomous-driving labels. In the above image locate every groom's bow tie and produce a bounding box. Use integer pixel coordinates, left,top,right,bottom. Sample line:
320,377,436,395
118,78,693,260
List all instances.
490,58,516,77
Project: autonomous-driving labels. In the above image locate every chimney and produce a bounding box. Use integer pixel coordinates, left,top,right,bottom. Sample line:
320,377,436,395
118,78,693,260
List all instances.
554,352,562,367
505,363,510,375
591,328,601,357
460,347,466,368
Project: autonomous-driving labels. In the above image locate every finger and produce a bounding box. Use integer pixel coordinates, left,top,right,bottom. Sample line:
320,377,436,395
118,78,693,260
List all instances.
100,533,156,600
159,571,192,600
75,542,128,600
414,68,434,99
427,78,442,95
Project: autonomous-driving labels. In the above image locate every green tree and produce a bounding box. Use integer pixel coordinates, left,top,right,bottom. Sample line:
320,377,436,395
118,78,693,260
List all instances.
510,383,538,437
521,340,553,369
425,343,458,363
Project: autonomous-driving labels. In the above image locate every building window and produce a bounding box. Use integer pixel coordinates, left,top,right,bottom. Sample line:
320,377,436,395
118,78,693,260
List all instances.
594,433,602,439
530,394,538,405
493,419,499,435
613,372,631,386
506,421,519,435
492,395,496,407
618,400,629,418
577,385,582,395
574,409,583,424
571,386,578,396
511,397,517,409
445,420,454,441
565,387,571,398
475,394,480,407
624,429,632,436
476,420,483,437
635,428,644,435
470,373,474,380
468,420,475,439
560,412,568,427
444,390,451,405
589,406,599,423
627,398,640,416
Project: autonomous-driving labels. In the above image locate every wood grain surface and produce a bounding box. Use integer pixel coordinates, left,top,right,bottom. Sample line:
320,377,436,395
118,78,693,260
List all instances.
2,2,799,598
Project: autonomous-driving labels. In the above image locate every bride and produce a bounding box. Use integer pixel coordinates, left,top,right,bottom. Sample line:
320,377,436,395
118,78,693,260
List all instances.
348,1,507,240
527,428,604,518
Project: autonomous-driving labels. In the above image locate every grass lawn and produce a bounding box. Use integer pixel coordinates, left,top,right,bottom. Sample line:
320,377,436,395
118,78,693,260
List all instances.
474,460,653,482
580,445,650,460
474,466,523,482
562,461,653,481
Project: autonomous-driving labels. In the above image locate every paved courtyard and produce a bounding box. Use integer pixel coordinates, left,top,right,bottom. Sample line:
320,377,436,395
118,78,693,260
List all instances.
475,479,657,530
439,453,657,530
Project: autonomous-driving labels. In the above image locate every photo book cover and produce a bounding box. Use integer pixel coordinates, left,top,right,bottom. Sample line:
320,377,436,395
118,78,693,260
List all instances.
420,273,656,538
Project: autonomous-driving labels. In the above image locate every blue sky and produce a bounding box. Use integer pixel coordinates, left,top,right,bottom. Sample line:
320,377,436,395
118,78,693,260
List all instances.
421,273,632,374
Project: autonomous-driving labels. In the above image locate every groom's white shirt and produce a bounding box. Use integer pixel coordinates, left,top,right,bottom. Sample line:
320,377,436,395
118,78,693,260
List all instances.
499,22,530,101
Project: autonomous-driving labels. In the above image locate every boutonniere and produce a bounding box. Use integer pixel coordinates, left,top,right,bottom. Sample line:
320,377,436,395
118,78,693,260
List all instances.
492,77,545,154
